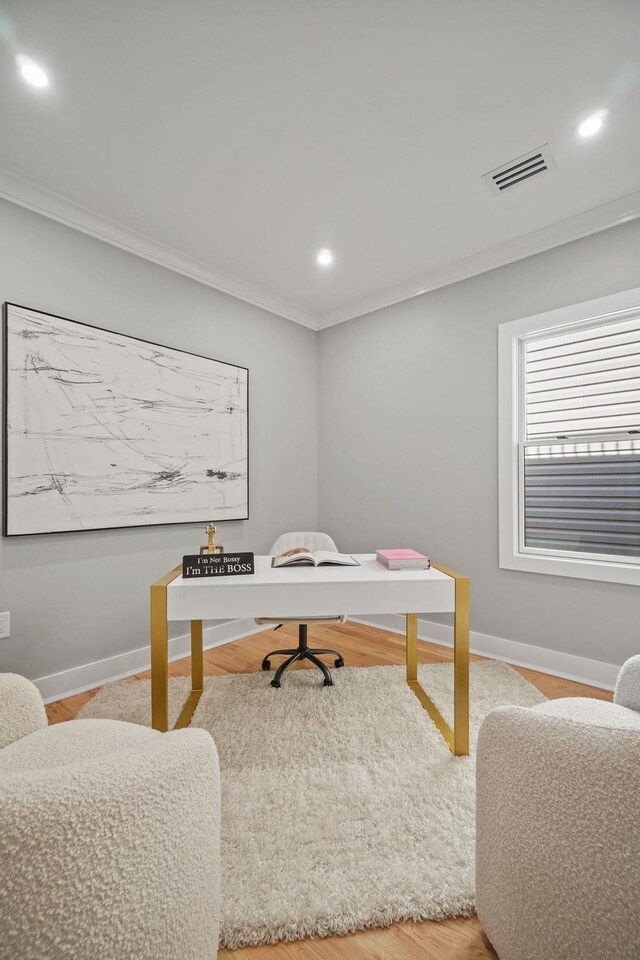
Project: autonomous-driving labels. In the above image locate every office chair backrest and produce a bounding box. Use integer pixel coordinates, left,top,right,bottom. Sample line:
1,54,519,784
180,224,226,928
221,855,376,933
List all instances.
269,531,338,555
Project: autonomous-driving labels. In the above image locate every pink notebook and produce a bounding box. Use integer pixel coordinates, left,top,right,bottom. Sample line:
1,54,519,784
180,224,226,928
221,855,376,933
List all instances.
376,549,427,561
376,549,430,569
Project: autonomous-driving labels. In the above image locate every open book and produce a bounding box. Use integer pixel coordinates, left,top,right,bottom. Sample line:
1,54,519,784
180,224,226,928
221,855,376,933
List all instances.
271,547,359,568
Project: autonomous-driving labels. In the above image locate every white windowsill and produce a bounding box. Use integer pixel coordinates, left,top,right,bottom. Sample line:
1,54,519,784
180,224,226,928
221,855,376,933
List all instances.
500,549,640,586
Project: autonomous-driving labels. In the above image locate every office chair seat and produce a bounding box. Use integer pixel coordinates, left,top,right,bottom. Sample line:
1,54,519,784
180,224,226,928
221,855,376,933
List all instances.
257,532,347,688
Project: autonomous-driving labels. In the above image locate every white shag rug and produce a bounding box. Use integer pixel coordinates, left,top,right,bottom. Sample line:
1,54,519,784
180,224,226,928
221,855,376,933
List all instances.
79,662,545,948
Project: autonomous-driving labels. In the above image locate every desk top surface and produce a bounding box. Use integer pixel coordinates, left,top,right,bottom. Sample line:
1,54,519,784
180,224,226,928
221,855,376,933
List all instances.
168,554,453,589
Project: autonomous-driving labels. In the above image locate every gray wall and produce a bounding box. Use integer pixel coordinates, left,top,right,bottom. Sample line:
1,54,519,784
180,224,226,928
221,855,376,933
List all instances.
318,220,640,666
0,199,318,680
2,199,638,682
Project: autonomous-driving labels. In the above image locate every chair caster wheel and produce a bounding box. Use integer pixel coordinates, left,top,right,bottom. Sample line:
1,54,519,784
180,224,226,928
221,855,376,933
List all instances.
262,659,271,671
270,679,281,689
323,678,334,687
335,658,344,668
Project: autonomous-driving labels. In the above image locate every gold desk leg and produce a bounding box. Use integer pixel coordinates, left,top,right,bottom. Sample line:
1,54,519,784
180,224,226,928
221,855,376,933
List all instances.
405,563,470,757
406,613,418,683
452,575,470,757
175,620,204,730
150,565,182,732
190,620,204,692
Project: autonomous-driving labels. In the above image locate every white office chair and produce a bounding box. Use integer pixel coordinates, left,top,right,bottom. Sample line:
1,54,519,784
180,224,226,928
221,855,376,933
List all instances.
255,531,347,688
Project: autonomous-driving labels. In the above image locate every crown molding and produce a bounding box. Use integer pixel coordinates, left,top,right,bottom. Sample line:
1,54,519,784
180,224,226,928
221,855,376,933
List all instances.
2,165,639,335
0,167,318,330
317,190,640,329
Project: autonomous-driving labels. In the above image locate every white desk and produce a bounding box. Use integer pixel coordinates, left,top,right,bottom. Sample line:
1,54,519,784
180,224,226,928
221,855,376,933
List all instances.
150,554,470,755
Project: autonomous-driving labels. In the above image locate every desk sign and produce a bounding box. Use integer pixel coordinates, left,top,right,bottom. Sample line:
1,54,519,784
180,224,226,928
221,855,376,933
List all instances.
182,552,255,579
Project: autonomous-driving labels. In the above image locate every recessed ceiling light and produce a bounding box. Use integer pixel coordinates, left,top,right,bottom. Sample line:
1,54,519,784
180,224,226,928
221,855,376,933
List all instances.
15,55,49,89
576,110,607,138
316,248,334,267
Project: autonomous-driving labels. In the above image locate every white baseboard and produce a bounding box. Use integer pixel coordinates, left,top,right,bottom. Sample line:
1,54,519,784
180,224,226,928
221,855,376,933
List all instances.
35,619,272,704
36,612,620,704
349,614,619,691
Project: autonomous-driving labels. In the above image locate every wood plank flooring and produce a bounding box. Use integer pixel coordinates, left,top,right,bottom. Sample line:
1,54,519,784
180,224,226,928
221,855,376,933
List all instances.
46,621,612,958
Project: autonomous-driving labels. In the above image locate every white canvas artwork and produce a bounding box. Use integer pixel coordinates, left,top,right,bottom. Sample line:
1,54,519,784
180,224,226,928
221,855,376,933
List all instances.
3,304,249,535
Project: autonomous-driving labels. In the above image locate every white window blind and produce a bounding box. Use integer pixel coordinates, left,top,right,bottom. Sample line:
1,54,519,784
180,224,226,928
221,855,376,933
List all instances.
525,315,640,439
521,314,640,561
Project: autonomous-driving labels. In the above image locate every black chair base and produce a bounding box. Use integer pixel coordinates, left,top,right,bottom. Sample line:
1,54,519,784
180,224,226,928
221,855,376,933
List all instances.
262,624,344,688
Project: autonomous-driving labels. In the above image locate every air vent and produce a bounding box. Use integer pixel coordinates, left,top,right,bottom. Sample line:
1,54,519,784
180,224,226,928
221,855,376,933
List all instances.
482,144,556,195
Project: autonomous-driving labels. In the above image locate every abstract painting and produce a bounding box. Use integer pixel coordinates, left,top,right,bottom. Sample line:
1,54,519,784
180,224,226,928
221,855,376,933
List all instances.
2,303,249,535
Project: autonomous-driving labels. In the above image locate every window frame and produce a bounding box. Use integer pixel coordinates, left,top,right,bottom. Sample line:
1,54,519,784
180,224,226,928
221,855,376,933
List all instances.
498,285,640,586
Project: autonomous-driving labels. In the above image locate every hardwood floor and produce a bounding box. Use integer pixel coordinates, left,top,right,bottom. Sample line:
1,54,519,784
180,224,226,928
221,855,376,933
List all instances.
46,621,612,958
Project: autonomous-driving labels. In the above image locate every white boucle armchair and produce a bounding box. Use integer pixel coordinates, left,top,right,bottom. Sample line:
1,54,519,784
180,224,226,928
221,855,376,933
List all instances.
0,673,221,960
476,655,640,960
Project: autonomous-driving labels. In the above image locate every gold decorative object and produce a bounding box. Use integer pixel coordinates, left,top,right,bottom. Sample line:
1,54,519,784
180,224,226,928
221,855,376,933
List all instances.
200,522,224,556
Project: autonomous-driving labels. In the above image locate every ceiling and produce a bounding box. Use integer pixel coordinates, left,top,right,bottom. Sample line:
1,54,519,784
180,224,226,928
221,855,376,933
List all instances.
1,0,639,330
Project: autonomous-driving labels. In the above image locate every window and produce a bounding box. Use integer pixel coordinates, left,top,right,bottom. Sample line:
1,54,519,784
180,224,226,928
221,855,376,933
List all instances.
499,286,640,585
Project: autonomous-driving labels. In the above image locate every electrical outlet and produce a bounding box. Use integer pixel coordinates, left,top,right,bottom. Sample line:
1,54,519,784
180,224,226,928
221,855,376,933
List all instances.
0,612,10,639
